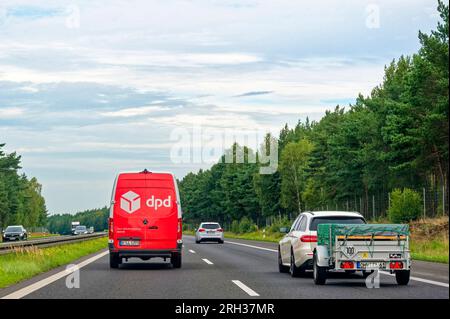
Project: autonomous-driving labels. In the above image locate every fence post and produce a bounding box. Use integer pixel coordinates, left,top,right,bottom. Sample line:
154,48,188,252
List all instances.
443,185,446,216
372,195,375,220
423,187,426,219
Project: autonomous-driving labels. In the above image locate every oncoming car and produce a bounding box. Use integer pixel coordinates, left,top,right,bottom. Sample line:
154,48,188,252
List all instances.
72,225,88,235
278,211,366,277
195,222,224,244
2,225,28,242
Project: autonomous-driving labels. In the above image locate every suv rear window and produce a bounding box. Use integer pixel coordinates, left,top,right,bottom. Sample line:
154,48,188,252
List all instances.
201,223,220,229
309,217,365,231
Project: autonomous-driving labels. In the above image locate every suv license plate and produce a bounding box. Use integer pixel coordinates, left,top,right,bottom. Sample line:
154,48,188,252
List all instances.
119,240,140,246
359,262,385,270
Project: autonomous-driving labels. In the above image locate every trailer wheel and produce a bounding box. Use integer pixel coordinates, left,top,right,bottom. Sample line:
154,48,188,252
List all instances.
171,252,182,268
313,254,327,285
395,270,410,285
109,253,121,269
278,247,289,273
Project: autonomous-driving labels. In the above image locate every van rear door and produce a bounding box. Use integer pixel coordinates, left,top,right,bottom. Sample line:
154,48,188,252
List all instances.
142,182,178,250
113,175,147,250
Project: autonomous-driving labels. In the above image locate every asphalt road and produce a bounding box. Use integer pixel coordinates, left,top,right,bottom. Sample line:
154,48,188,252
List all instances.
0,235,448,299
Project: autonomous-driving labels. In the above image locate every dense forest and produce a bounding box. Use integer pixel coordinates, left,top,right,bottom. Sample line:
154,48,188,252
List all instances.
179,2,449,227
47,207,109,235
0,143,47,230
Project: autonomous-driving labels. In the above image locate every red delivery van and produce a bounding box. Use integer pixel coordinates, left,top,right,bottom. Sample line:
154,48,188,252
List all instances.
108,170,183,269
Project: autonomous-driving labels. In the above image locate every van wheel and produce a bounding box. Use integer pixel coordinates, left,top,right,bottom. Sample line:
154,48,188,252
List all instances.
278,247,289,273
195,239,201,244
218,239,224,244
395,270,410,285
313,254,327,285
171,253,182,268
109,253,121,269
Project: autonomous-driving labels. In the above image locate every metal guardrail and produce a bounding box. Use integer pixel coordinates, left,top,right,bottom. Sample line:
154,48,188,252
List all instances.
0,232,107,255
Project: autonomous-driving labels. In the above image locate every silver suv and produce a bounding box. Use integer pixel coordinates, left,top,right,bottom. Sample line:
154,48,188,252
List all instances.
278,211,365,277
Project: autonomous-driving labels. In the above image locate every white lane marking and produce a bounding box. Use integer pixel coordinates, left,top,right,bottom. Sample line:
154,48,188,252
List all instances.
202,258,214,265
189,249,196,254
379,271,449,288
226,241,277,253
226,240,449,288
2,250,109,299
232,280,260,297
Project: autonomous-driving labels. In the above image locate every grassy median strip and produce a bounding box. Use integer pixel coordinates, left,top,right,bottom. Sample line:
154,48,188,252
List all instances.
0,237,107,289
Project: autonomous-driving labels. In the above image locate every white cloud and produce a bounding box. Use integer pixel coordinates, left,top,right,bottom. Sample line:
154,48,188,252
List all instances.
0,107,25,119
99,105,170,117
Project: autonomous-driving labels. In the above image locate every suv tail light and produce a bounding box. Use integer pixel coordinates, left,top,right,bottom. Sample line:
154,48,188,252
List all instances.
340,261,354,269
217,228,223,232
300,235,317,242
390,261,404,269
198,228,205,232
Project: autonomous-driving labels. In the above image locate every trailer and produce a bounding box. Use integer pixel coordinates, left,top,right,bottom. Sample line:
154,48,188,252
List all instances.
313,224,411,285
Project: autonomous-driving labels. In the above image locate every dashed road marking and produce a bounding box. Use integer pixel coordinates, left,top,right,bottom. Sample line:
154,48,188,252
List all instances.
232,280,260,297
202,258,214,265
189,249,196,254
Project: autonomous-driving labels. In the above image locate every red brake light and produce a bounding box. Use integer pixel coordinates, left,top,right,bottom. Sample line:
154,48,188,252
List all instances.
198,228,205,232
340,261,354,269
108,218,113,238
390,261,403,269
217,228,223,232
300,235,317,242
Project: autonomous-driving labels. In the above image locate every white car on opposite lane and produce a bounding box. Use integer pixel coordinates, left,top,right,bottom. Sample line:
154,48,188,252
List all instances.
195,222,224,244
278,211,366,277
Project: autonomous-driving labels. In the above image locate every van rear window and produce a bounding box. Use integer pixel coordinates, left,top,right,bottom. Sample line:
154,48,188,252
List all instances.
202,223,220,229
309,217,365,231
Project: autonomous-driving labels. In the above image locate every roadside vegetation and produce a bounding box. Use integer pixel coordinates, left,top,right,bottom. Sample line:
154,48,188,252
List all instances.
0,144,47,231
0,237,107,289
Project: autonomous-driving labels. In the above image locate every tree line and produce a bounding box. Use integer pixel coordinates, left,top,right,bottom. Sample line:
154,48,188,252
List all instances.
179,2,449,226
47,207,109,235
0,143,47,230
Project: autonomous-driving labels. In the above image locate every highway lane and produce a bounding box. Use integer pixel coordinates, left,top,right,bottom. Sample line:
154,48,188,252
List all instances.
0,235,448,299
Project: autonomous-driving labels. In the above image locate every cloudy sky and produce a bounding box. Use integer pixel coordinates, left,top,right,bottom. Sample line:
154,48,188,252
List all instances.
0,0,440,214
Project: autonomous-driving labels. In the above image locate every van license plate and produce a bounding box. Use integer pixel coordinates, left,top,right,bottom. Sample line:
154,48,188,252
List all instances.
119,240,140,246
359,262,385,270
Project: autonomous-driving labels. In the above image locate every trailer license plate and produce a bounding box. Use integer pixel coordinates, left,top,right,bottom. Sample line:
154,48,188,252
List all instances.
359,262,385,269
119,240,140,246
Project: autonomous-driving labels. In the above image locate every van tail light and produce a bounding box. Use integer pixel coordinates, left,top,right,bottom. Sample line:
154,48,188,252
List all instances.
390,261,404,269
300,235,317,242
217,228,223,232
198,228,205,232
340,261,354,269
108,218,113,238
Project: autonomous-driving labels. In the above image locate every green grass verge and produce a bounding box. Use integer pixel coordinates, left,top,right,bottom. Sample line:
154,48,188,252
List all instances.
410,236,448,263
0,237,107,289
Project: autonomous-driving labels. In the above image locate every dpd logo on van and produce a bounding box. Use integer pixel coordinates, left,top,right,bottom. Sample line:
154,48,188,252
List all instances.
120,191,141,214
120,191,172,214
